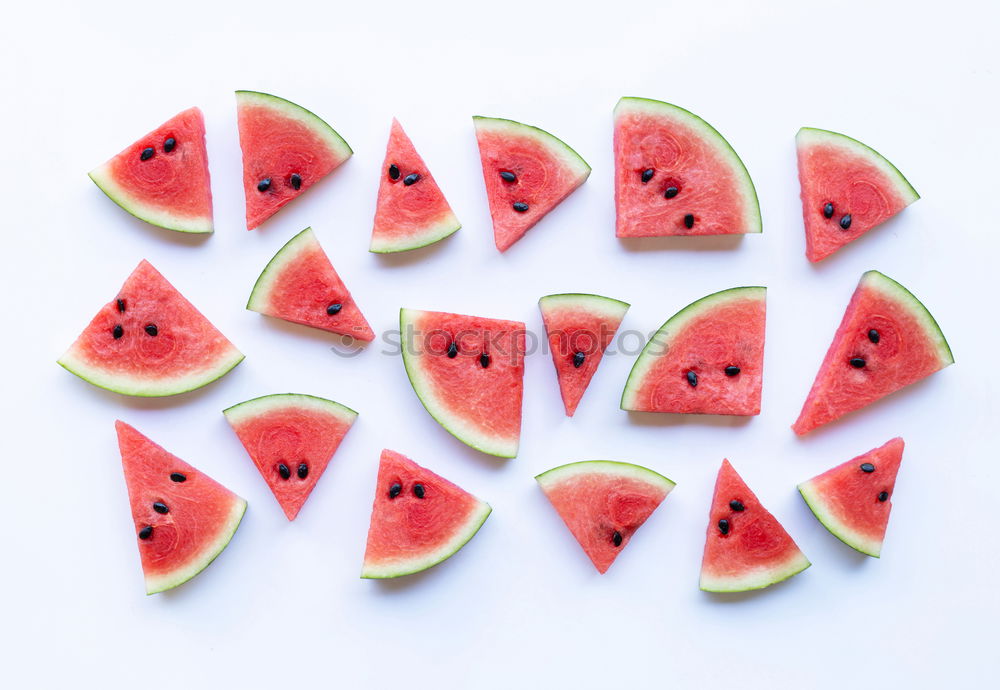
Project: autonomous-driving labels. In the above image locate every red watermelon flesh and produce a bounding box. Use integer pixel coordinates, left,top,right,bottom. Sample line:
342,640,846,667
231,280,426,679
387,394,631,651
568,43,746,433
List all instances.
793,271,953,435
116,421,247,594
236,91,353,230
614,97,761,237
370,119,461,253
224,394,358,520
797,128,919,262
798,438,904,557
473,116,591,251
539,293,629,416
58,260,244,397
621,287,765,415
700,460,810,593
361,449,492,578
88,107,213,233
247,228,374,341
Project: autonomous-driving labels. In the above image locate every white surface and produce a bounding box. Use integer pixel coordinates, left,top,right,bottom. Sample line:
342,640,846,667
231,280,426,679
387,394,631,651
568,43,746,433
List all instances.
2,1,998,687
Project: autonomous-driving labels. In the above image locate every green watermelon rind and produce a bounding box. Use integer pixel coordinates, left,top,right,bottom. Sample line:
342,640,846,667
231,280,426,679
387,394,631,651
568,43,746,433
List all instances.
88,163,214,234
145,497,247,594
861,270,954,365
222,392,358,426
246,227,317,314
620,286,766,411
538,293,631,321
797,481,883,558
796,127,920,205
360,500,492,579
472,116,592,180
615,96,762,234
235,90,354,160
699,550,812,594
369,215,462,254
535,460,675,493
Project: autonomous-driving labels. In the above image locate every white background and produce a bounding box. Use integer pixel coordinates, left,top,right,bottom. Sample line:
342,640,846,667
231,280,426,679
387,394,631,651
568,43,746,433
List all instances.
2,1,997,687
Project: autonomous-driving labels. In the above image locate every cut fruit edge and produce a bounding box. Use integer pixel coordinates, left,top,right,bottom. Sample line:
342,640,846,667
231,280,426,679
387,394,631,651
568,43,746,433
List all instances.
699,549,812,593
538,293,631,319
535,459,675,492
222,392,358,425
88,165,214,234
235,90,353,160
472,116,592,179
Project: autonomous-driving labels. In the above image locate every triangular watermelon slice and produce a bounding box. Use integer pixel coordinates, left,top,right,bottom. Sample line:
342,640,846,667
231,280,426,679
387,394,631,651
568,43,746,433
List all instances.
700,460,810,593
116,421,247,594
58,260,244,396
223,393,358,520
799,438,904,557
539,293,629,416
247,227,374,342
361,449,491,578
370,119,461,253
536,461,675,573
89,107,213,233
614,97,761,237
793,271,953,435
400,308,525,458
796,128,919,262
236,90,353,230
621,287,766,415
473,116,591,251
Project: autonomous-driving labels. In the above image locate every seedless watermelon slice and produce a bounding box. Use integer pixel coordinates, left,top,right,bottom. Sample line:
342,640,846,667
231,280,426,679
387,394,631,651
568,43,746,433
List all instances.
58,260,244,397
236,90,353,230
539,293,629,416
621,287,766,415
361,449,491,578
370,119,461,253
473,116,591,251
536,461,675,573
247,228,374,341
223,394,358,520
614,97,761,237
797,128,919,262
799,438,904,557
116,421,246,594
701,460,810,593
792,271,953,435
89,107,213,233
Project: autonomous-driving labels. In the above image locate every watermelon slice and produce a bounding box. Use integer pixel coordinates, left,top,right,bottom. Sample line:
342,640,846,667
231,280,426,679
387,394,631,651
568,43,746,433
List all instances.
370,119,461,253
799,438,905,557
223,394,358,520
539,293,629,416
793,271,953,435
58,260,244,396
116,421,246,594
797,128,919,262
621,287,766,415
473,116,591,251
361,449,491,578
400,308,525,458
236,90,353,230
89,107,213,233
536,461,675,573
700,460,810,593
614,97,761,237
247,227,374,342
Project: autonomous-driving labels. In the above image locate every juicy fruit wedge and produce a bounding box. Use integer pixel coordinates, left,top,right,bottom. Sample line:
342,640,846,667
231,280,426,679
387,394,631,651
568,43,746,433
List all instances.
539,293,629,416
400,308,525,458
700,460,810,593
223,394,358,520
236,90,353,230
247,227,374,341
473,116,591,251
58,260,244,396
621,287,766,415
89,107,213,233
793,271,953,435
370,119,461,253
799,438,904,557
361,449,491,578
614,97,761,237
536,461,675,573
797,128,919,262
116,421,246,594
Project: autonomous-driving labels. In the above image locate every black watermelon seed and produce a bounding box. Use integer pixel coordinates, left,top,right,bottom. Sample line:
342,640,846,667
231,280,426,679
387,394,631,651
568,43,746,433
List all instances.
823,202,834,219
297,463,309,479
413,483,426,499
664,186,679,199
403,173,421,186
257,178,271,192
480,352,491,368
113,324,124,340
388,483,402,499
718,518,730,535
729,500,745,512
612,530,623,547
144,324,158,337
860,462,876,473
164,137,176,153
683,213,695,229
327,303,343,316
850,357,866,368
169,472,186,483
278,463,291,480
138,525,153,540
500,171,517,183
725,365,741,377
868,329,880,344
388,164,400,180
447,341,458,358
686,370,698,387
840,214,852,230
573,351,586,368
117,298,125,313
289,173,302,190
641,169,654,184
878,491,889,502
512,202,529,213
152,502,168,514
140,147,154,161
